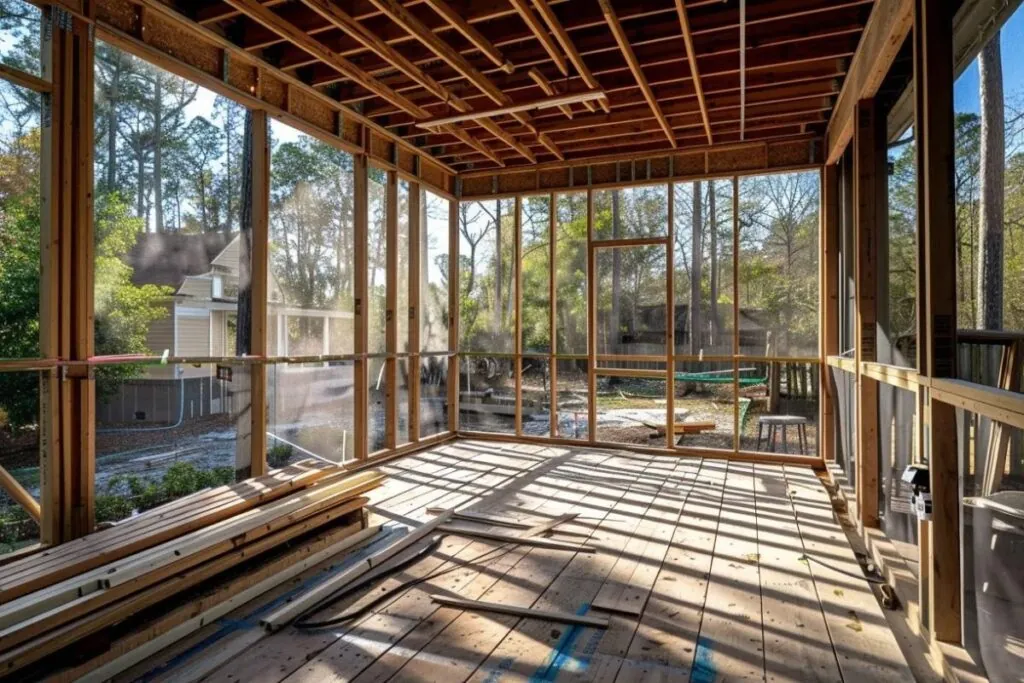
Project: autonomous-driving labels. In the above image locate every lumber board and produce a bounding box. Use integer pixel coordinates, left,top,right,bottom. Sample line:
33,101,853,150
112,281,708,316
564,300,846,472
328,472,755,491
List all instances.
435,524,597,551
47,522,380,683
0,473,381,640
0,463,337,602
520,512,577,538
197,442,559,683
259,512,452,631
0,501,367,677
783,464,913,681
0,484,376,654
429,594,610,628
425,507,532,528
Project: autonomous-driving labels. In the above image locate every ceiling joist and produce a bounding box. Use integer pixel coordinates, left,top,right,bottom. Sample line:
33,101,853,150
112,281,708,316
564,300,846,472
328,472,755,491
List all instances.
598,0,677,148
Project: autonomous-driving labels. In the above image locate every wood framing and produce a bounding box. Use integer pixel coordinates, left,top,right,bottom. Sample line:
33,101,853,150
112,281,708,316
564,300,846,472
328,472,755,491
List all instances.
448,197,459,434
354,152,370,460
460,140,822,198
853,98,883,528
249,110,270,479
408,182,421,443
674,0,713,144
826,0,914,163
821,163,839,461
598,0,676,148
915,0,960,645
385,170,399,451
507,0,568,77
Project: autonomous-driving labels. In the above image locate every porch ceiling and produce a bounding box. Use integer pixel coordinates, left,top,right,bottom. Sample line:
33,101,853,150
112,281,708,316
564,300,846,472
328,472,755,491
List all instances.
181,0,873,172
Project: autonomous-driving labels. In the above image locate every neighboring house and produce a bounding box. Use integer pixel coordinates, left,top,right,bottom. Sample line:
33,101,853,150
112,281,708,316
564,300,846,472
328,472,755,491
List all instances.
98,232,354,424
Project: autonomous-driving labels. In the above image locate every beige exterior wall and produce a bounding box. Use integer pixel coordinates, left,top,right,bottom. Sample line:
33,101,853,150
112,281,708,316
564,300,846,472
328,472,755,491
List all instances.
177,313,211,379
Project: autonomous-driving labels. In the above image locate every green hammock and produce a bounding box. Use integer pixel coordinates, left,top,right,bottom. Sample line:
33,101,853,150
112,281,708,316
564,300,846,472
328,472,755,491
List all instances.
674,368,767,387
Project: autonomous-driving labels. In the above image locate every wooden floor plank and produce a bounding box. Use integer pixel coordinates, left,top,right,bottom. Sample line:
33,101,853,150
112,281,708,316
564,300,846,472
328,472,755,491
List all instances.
685,459,766,681
753,462,843,682
348,449,629,682
609,457,729,682
111,442,918,683
195,442,553,683
782,464,915,682
460,452,676,683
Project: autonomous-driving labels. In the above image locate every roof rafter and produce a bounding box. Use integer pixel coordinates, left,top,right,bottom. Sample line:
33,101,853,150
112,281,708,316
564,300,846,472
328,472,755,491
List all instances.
364,0,563,160
675,0,712,144
299,0,535,163
507,0,569,77
220,0,505,166
529,0,611,113
420,0,515,74
597,0,677,148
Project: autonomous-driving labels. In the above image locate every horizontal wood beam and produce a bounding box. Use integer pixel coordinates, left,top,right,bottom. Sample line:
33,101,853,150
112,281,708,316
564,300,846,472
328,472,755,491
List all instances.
529,0,610,113
458,136,822,196
417,91,607,128
420,0,515,73
528,67,574,119
825,0,913,162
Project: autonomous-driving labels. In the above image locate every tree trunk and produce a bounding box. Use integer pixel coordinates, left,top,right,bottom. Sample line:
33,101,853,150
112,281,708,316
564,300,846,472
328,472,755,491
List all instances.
708,181,719,343
611,190,622,352
153,77,164,232
689,181,703,355
105,53,121,193
136,141,146,222
978,32,1004,331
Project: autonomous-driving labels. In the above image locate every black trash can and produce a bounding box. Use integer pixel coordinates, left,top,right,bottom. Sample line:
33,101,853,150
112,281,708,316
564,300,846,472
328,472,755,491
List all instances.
965,491,1024,683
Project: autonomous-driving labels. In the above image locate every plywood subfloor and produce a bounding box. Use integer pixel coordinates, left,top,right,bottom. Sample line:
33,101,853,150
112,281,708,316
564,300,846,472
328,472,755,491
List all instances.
119,440,917,683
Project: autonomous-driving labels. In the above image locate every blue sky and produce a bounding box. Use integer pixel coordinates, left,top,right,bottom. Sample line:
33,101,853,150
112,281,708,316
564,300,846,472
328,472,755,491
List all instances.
954,7,1024,114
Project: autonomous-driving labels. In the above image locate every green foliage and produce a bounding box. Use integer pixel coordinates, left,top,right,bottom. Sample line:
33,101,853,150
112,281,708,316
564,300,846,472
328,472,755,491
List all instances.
267,444,294,469
97,462,235,525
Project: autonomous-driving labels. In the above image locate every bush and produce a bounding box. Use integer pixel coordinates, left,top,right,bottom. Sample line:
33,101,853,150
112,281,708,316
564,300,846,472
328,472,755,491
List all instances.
267,444,294,469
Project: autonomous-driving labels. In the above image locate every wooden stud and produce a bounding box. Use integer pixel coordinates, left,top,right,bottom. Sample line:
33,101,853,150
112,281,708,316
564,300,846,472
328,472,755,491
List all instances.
821,163,839,461
587,189,597,443
549,192,558,439
409,182,421,442
249,109,270,478
448,197,459,434
853,97,882,528
915,0,959,644
354,153,369,459
514,195,524,437
666,181,675,449
733,176,741,453
385,170,399,451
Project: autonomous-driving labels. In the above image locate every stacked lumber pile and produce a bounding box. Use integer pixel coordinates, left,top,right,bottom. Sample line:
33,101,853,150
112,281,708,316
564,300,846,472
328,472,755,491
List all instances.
0,462,384,681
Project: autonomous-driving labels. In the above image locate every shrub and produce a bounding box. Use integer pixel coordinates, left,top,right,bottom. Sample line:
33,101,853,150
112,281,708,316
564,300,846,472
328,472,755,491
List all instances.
267,444,294,469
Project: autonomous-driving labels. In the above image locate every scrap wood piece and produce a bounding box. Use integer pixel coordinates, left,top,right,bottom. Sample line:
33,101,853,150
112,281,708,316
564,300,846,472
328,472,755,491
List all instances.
522,512,578,538
430,595,609,628
426,507,531,529
260,512,452,631
436,525,596,552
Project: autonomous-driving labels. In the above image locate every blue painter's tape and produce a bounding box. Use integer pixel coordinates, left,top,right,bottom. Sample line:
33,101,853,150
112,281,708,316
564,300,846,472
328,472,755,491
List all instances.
528,603,592,683
691,635,717,683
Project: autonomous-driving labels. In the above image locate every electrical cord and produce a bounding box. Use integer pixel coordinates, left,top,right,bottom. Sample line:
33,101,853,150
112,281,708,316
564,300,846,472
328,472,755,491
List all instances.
293,534,525,629
799,552,887,584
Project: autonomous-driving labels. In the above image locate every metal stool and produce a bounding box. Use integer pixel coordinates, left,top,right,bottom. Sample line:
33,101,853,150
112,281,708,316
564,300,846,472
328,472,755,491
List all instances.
755,415,809,454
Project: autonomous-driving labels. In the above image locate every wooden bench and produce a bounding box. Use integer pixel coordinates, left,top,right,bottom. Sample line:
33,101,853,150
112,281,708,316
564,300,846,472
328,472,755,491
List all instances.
646,421,718,444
